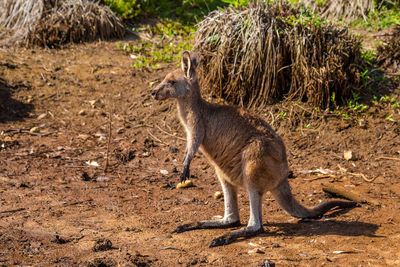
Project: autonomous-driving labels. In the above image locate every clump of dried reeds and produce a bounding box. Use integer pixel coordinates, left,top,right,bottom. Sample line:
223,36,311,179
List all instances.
301,0,375,22
377,26,400,73
194,2,363,108
0,0,125,48
0,0,44,46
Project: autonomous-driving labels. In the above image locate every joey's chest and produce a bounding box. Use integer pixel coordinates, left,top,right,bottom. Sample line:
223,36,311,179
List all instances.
177,106,199,134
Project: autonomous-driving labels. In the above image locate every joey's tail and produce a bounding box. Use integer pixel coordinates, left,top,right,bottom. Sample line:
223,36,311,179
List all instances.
271,180,356,219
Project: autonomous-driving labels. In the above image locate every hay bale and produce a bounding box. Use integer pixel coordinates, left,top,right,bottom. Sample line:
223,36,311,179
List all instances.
0,0,44,46
0,0,125,48
301,0,375,22
194,2,363,108
377,26,400,73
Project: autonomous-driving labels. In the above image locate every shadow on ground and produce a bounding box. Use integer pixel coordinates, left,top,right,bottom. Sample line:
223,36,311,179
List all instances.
0,77,33,123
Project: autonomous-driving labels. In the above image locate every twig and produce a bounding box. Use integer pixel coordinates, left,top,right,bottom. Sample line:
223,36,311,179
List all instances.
155,125,186,141
159,246,185,252
4,129,54,137
376,156,400,161
146,129,168,146
0,208,26,214
104,110,112,172
303,175,335,181
322,184,379,206
337,164,375,182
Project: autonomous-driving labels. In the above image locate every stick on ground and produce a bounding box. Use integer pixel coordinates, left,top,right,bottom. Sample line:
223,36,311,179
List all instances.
322,184,379,206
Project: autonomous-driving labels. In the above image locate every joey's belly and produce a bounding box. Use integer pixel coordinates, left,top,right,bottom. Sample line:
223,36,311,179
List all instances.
199,146,244,186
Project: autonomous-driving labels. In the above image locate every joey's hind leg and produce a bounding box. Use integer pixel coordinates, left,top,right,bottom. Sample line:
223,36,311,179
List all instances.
209,187,264,247
173,176,240,233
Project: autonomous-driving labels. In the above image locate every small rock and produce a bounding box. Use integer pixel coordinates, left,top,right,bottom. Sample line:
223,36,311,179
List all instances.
78,134,91,140
260,259,275,267
26,95,33,104
30,127,40,133
37,113,47,120
248,248,264,254
213,191,223,200
189,258,198,265
142,151,151,157
96,176,109,182
89,99,100,108
160,169,169,175
92,238,113,252
86,160,99,167
78,110,87,116
344,150,353,161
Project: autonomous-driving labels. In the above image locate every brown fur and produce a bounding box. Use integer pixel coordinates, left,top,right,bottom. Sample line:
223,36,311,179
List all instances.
152,51,356,247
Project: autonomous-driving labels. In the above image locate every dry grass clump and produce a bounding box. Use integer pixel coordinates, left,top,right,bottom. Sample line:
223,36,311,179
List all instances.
301,0,375,22
377,26,400,73
0,0,125,48
194,2,363,108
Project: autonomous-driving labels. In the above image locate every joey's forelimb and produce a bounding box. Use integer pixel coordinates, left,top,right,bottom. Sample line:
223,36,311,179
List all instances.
179,122,204,183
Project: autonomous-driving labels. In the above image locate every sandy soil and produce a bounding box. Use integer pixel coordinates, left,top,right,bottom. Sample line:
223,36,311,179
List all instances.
0,39,400,266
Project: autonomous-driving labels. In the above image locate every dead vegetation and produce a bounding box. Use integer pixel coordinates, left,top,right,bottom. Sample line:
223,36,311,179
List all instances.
0,0,125,48
194,2,363,108
377,26,400,73
301,0,375,22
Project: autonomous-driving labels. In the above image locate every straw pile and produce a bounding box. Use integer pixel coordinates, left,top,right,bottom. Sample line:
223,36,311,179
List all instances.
194,2,363,108
377,26,400,73
0,0,125,47
301,0,375,22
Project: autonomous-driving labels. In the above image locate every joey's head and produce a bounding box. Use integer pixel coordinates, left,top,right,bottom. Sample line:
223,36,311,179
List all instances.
152,51,200,101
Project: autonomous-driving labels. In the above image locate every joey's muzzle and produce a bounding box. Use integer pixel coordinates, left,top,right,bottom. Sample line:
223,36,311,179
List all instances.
151,85,162,100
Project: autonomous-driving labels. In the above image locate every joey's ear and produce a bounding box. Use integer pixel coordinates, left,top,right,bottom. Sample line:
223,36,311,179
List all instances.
181,51,192,78
190,52,199,68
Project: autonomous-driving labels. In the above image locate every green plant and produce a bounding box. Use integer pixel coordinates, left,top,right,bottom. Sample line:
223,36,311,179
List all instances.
283,7,327,28
351,6,400,30
103,0,140,19
222,0,250,8
361,50,376,66
117,21,193,69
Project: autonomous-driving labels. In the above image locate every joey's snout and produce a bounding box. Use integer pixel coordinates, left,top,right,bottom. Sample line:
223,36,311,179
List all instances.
151,84,167,100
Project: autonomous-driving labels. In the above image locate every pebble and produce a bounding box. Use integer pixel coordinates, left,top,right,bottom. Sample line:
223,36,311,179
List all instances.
37,113,47,119
248,248,264,254
160,169,169,175
30,127,40,133
96,176,109,182
213,191,223,199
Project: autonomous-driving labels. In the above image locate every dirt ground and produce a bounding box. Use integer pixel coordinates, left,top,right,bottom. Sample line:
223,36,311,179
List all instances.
0,37,400,266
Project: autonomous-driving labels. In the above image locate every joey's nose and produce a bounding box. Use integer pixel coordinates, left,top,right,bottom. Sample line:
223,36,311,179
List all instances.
151,90,157,97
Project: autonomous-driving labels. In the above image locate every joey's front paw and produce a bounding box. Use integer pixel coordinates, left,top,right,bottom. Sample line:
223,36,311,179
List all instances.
180,167,190,183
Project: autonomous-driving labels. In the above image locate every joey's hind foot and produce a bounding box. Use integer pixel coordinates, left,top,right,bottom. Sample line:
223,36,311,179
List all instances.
209,227,264,248
172,223,198,233
172,220,241,233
